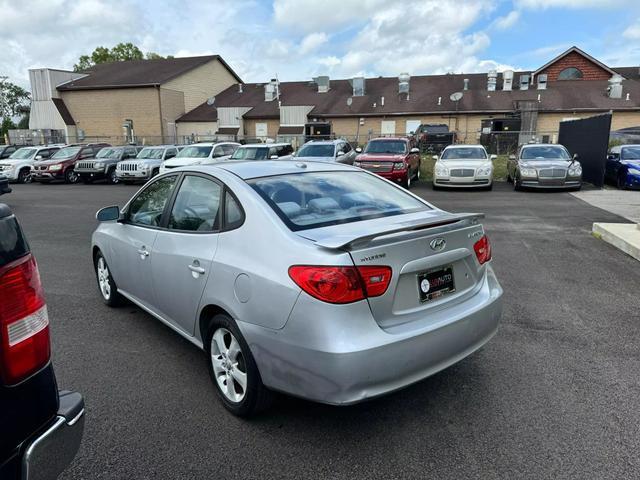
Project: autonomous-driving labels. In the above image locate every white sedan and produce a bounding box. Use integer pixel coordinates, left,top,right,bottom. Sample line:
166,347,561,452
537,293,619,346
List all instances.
433,145,496,190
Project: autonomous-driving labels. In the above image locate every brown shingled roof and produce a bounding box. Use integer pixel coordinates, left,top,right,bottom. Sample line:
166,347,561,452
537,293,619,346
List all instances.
57,55,242,91
178,67,640,123
176,102,217,122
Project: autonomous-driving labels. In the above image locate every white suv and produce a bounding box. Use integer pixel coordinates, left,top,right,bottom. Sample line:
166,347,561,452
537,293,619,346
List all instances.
0,146,61,183
159,142,240,174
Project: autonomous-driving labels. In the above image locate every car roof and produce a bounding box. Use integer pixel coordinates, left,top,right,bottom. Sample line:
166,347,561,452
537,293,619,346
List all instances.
304,139,342,145
521,143,564,148
237,143,290,148
197,159,355,180
184,142,239,147
369,137,408,142
443,144,485,149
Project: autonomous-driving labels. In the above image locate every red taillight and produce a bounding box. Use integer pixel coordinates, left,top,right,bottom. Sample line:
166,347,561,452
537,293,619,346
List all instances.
0,255,50,385
288,265,393,304
473,235,492,265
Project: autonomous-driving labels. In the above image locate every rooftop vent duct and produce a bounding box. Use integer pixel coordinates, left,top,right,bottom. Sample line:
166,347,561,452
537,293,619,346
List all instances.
314,76,330,93
537,74,547,90
398,72,410,94
352,77,365,96
264,79,278,102
608,74,623,98
503,70,514,91
487,70,497,91
519,74,530,90
463,78,470,91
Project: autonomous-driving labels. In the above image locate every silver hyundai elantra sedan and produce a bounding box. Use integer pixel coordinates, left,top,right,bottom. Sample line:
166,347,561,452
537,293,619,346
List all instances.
92,161,503,416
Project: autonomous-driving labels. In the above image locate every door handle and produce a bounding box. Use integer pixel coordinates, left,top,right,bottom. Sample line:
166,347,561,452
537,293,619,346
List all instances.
188,262,206,275
137,247,149,258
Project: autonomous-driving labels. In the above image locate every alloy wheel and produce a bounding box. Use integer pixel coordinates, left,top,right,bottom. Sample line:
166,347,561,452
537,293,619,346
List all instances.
96,257,111,300
210,328,247,403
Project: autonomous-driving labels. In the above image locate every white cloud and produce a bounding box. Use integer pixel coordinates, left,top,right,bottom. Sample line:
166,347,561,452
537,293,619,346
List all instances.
623,20,640,40
493,10,520,30
300,32,328,54
273,0,386,33
516,0,630,8
317,56,341,68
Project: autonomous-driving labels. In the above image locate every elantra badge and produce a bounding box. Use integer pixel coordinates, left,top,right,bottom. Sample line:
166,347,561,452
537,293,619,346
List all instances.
429,238,446,251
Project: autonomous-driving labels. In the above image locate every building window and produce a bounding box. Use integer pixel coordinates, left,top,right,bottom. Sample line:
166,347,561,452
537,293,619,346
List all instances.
557,67,583,80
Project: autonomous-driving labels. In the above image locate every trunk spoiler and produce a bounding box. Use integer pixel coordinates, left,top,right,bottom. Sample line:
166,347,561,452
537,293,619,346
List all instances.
303,212,484,250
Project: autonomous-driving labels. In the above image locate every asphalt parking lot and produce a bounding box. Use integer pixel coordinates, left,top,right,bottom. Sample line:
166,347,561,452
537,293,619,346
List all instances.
4,181,640,479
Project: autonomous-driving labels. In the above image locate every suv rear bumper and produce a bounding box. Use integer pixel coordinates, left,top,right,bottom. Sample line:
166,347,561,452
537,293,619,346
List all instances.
21,390,85,480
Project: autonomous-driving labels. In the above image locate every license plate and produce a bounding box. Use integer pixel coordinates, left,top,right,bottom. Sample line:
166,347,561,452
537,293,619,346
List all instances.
418,266,455,302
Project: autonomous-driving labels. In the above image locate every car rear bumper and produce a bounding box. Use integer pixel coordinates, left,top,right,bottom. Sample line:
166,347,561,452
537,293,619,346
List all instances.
242,266,503,405
21,390,85,480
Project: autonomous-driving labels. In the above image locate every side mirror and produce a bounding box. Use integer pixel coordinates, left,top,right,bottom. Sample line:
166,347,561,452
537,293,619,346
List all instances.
96,205,120,222
572,153,579,160
270,155,279,159
355,147,362,153
336,151,345,156
35,155,43,160
432,155,438,161
490,154,497,160
509,154,516,160
410,147,420,154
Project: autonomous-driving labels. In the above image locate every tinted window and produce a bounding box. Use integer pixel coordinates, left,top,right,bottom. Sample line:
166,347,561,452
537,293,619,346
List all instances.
165,148,177,159
364,140,407,154
441,147,487,160
521,146,570,160
127,175,177,227
224,191,244,229
249,171,429,231
0,216,29,267
125,148,138,157
80,148,94,158
297,144,335,157
222,144,237,156
342,142,352,153
168,176,222,232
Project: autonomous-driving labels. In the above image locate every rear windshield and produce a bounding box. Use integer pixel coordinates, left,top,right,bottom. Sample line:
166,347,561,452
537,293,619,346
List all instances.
231,147,269,160
249,171,428,231
441,147,487,160
521,146,570,160
177,146,213,158
296,144,335,157
364,140,407,154
137,148,164,159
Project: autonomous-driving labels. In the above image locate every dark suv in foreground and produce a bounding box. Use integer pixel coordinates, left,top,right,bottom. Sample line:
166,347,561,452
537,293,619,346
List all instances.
32,143,110,184
0,204,85,479
76,145,142,184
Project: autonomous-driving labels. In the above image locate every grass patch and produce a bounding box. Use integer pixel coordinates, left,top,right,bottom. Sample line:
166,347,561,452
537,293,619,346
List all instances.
419,154,509,182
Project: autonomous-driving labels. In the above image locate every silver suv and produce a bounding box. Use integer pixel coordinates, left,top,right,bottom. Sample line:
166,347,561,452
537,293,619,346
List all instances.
116,145,179,184
294,139,356,164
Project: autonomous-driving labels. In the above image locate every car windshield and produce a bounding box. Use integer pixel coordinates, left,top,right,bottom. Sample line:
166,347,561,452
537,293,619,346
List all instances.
9,148,37,160
621,146,640,160
51,147,81,159
364,140,407,154
96,148,121,159
177,146,213,158
296,144,335,157
441,147,487,160
231,147,269,160
249,171,429,231
137,148,164,159
521,146,570,160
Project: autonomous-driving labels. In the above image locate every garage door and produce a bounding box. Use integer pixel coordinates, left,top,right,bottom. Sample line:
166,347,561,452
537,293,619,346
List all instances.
381,120,396,135
406,120,421,135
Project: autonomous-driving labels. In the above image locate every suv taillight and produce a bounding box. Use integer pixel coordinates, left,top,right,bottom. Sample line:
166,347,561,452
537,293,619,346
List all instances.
288,265,392,304
0,254,50,384
473,235,492,265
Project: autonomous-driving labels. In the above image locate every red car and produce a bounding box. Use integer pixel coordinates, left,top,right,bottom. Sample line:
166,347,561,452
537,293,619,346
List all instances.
31,143,110,184
354,137,421,188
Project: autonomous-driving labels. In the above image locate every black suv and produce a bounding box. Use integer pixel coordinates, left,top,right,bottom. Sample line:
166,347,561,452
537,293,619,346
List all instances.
76,145,142,184
0,204,84,479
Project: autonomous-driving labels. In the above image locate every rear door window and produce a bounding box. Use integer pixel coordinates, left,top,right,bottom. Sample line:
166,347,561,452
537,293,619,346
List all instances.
249,171,429,231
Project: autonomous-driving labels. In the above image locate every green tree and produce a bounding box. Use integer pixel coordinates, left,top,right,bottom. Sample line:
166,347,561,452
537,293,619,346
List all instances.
0,80,31,123
1,118,17,139
18,115,29,129
74,43,168,71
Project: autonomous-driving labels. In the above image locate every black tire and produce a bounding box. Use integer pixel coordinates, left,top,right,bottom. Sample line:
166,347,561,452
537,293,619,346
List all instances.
486,183,493,191
107,168,119,185
617,171,627,190
151,168,159,178
513,176,521,191
94,250,126,307
17,168,31,184
65,168,79,184
205,314,273,416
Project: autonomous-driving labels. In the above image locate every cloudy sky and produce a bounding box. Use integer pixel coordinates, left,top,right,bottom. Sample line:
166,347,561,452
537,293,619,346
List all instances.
2,0,640,89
